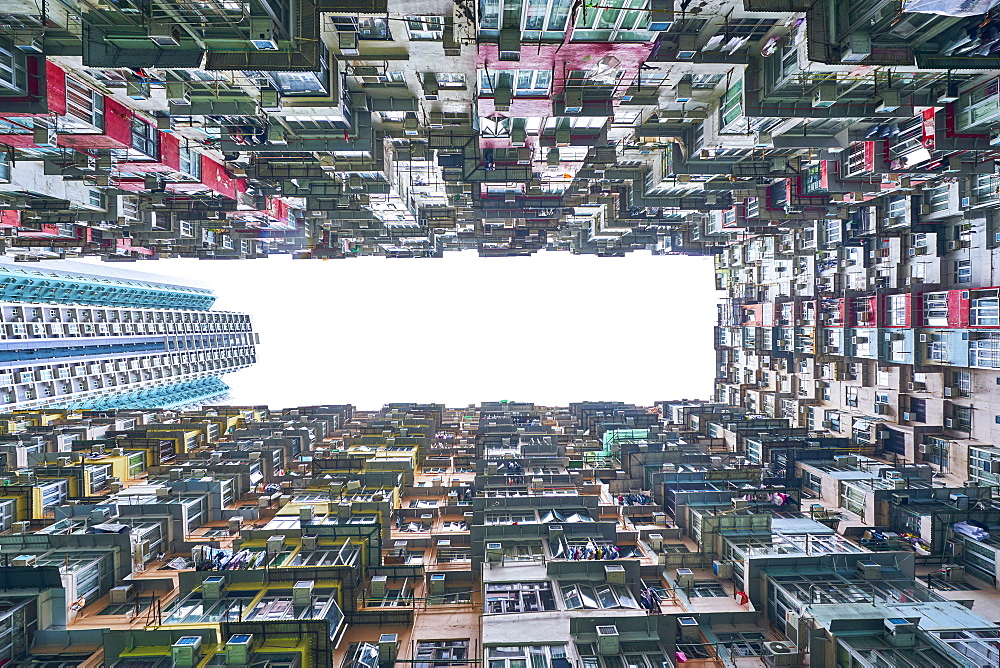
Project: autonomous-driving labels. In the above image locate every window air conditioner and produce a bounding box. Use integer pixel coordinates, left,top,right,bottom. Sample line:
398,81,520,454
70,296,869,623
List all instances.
675,81,692,103
149,21,181,46
249,18,278,50
597,626,620,655
812,84,838,108
564,89,583,114
422,72,438,99
339,31,359,55
944,418,954,428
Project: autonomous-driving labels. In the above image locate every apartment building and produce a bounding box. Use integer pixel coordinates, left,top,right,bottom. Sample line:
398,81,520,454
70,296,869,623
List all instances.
0,401,993,667
0,0,987,260
0,258,257,409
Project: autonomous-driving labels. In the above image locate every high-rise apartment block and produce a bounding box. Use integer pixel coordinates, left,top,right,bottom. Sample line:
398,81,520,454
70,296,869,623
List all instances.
0,258,257,410
0,401,995,667
3,0,995,259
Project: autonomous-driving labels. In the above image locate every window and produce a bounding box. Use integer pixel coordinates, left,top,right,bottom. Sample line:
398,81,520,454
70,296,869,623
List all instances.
88,189,106,210
436,72,466,88
487,645,569,668
689,580,728,597
179,147,202,179
885,294,907,326
910,397,927,423
956,259,972,284
0,38,27,95
479,70,550,97
953,405,973,432
923,292,949,326
359,71,405,86
971,333,1000,368
953,371,972,396
480,0,573,39
484,582,556,613
342,642,380,668
927,333,949,362
415,640,469,668
573,0,652,42
971,291,1000,326
719,79,744,132
846,386,858,408
560,582,638,609
270,70,328,96
131,119,159,159
690,73,725,89
63,75,105,131
480,117,511,139
329,16,391,39
407,16,444,40
515,69,552,96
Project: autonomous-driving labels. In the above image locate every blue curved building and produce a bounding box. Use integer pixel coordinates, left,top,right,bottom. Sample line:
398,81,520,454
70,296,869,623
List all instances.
0,258,256,410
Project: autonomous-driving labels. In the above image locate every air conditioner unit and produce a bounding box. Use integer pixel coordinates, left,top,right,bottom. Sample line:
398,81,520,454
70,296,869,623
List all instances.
428,111,444,129
677,617,700,642
11,554,36,567
945,418,954,428
493,86,512,110
947,240,960,251
675,81,692,103
713,560,733,578
764,642,801,666
429,573,446,595
812,84,838,108
225,634,254,666
902,412,913,421
877,90,902,113
498,27,520,59
884,618,917,647
301,534,318,550
564,89,583,114
822,420,833,429
675,568,695,587
842,32,872,62
202,575,225,599
874,403,889,415
249,18,278,50
647,533,663,551
370,575,387,598
486,542,503,563
148,21,181,46
166,82,190,105
597,625,620,655
604,564,626,584
422,72,438,99
675,34,698,59
555,128,571,146
171,637,203,668
292,580,314,607
379,634,399,667
857,561,881,580
110,584,133,603
339,31,359,55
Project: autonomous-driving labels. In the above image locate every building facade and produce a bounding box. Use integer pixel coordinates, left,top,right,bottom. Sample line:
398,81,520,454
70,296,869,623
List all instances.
0,258,257,410
0,402,995,668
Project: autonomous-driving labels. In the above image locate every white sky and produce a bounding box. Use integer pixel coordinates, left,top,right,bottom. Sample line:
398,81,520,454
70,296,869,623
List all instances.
83,251,721,410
